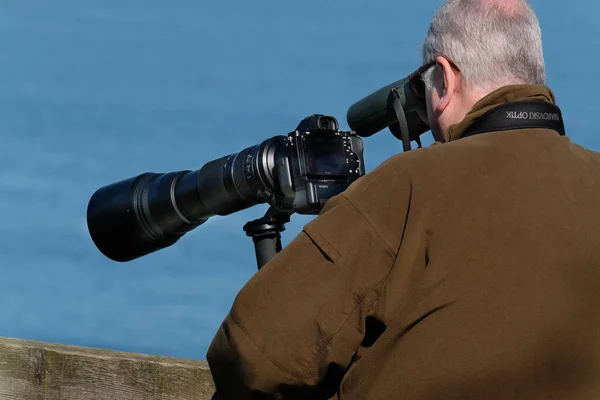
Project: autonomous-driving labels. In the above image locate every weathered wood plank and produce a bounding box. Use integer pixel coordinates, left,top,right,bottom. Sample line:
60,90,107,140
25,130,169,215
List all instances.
0,337,215,400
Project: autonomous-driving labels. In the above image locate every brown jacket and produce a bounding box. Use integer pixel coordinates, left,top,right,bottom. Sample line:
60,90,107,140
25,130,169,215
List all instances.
207,85,600,399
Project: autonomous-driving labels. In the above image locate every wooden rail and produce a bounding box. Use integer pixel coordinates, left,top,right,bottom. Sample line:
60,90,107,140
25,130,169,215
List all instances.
0,336,215,400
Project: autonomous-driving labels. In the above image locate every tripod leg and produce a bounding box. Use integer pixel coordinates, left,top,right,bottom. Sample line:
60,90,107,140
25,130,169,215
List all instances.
253,231,281,270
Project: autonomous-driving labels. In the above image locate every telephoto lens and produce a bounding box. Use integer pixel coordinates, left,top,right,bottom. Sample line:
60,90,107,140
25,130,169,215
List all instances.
87,137,285,262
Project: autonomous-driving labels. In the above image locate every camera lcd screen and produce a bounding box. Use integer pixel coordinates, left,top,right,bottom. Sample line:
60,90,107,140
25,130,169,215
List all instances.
304,137,347,175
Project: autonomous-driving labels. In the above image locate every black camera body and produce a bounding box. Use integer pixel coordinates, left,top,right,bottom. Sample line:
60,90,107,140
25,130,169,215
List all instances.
276,115,365,214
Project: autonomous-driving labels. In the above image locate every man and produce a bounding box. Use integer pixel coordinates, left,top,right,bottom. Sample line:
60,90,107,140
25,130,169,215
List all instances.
207,0,600,398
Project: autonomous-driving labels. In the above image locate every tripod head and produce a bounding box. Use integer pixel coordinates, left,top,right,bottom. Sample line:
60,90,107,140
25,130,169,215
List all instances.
243,207,292,269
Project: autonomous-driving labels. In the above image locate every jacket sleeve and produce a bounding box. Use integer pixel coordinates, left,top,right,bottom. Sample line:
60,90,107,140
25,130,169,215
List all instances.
206,160,412,399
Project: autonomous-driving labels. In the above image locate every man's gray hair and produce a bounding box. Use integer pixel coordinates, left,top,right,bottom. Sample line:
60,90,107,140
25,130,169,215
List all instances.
422,0,545,92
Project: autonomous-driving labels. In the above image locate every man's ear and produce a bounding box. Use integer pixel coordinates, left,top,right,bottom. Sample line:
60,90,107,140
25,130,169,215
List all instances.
435,56,458,114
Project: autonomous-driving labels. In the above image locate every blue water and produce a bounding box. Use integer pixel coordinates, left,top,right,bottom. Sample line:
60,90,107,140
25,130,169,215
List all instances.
0,0,596,360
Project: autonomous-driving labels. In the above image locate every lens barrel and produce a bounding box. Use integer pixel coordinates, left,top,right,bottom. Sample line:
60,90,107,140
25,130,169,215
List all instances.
87,137,284,262
347,77,410,137
347,68,430,138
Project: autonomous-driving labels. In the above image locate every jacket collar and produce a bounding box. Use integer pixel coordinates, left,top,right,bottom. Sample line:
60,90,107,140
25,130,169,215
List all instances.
446,84,557,142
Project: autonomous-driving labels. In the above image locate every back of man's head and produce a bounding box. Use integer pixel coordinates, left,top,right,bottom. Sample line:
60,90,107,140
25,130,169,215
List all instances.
422,0,545,93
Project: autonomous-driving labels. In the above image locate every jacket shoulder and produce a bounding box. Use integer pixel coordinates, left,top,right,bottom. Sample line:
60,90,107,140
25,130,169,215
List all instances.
356,138,493,185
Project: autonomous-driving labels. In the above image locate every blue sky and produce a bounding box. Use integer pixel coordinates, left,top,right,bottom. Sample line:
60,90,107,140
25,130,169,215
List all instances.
0,0,596,360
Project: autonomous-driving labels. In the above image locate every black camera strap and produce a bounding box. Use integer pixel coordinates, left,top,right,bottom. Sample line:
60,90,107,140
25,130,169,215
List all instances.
462,101,566,138
390,88,413,152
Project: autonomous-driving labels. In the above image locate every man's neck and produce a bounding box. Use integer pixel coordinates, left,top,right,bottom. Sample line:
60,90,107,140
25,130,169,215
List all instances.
445,84,557,141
